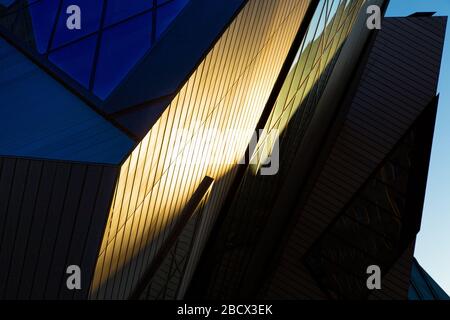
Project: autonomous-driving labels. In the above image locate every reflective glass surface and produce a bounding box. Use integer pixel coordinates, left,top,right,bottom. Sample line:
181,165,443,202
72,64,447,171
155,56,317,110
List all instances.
0,0,191,98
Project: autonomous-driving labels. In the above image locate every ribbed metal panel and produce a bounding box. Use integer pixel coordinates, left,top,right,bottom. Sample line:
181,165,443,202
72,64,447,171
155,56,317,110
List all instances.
90,0,312,300
189,0,370,299
266,16,446,299
0,157,118,299
369,245,415,300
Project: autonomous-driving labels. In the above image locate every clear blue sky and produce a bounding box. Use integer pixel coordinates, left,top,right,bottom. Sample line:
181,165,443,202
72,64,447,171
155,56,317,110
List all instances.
386,0,450,293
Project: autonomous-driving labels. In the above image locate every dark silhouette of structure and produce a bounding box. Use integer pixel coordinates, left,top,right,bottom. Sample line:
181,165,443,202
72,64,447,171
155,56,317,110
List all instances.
0,0,447,300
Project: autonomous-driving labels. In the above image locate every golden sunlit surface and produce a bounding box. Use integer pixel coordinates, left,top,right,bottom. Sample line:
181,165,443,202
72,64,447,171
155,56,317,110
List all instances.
202,0,371,295
251,0,367,173
90,0,312,299
141,176,214,299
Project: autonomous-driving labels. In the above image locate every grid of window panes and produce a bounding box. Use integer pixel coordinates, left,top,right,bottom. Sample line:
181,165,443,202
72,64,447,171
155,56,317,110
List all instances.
0,0,190,98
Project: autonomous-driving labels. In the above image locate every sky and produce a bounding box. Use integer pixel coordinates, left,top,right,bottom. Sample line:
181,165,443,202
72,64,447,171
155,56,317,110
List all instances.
385,0,450,294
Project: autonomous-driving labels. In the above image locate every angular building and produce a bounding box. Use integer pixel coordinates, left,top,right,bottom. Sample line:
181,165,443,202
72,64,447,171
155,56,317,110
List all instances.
409,258,450,300
187,4,448,300
0,0,314,300
0,0,447,301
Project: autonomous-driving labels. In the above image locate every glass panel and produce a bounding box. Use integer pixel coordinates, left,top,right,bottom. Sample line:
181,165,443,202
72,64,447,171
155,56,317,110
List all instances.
93,12,152,99
27,0,59,53
155,0,189,39
49,34,97,88
1,0,191,99
104,0,153,27
51,0,103,49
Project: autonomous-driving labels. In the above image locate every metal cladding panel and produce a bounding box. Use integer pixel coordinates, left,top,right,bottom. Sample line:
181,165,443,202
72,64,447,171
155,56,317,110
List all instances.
213,0,389,300
0,37,134,165
0,157,118,299
266,16,446,299
104,0,246,111
301,109,440,299
368,244,415,300
91,0,312,300
188,0,373,300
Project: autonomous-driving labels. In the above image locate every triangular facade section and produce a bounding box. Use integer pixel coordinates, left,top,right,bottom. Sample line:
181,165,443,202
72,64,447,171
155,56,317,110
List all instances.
0,0,247,140
0,0,191,100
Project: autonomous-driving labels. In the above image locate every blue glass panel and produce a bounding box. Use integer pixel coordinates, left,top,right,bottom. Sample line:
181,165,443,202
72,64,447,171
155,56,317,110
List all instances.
157,0,188,5
0,0,16,7
0,37,133,164
93,12,152,99
104,0,153,26
49,34,97,88
27,0,60,53
155,0,189,40
51,0,103,49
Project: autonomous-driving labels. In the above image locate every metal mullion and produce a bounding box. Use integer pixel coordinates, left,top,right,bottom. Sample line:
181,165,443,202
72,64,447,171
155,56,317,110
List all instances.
88,0,108,91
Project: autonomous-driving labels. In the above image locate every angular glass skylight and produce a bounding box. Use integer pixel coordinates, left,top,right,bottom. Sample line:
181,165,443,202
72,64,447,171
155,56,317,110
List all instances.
0,0,190,99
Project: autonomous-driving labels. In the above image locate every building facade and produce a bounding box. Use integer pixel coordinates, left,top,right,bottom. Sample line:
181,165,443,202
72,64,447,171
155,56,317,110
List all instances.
187,3,448,300
0,0,447,300
0,0,313,299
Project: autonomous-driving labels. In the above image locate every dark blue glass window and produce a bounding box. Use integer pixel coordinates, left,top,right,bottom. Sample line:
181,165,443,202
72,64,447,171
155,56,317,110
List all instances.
1,0,191,99
94,12,153,99
104,0,153,27
52,0,104,49
28,0,60,53
49,34,97,88
156,0,189,39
